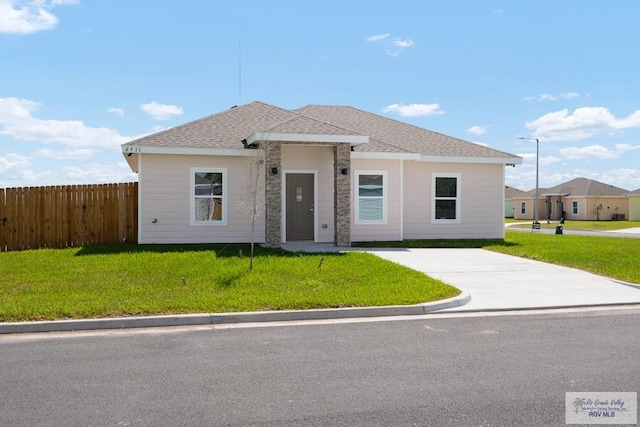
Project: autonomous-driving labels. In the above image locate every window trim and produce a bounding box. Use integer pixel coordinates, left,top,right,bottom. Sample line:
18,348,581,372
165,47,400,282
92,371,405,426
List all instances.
572,201,578,215
190,167,228,226
431,173,461,224
521,202,526,215
354,170,387,225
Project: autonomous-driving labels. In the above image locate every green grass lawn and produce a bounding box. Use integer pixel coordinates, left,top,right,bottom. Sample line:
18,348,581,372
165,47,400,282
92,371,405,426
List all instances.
0,244,459,322
506,219,640,231
486,231,640,284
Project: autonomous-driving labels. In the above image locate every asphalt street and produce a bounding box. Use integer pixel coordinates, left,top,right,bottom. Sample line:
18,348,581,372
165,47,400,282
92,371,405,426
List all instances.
1,306,638,426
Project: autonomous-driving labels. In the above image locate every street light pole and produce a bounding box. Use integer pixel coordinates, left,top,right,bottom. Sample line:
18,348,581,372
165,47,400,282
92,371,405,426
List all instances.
518,137,540,224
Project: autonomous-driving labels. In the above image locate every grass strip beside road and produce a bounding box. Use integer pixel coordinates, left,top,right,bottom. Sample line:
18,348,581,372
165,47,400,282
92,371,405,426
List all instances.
486,231,640,284
506,219,640,231
0,244,459,322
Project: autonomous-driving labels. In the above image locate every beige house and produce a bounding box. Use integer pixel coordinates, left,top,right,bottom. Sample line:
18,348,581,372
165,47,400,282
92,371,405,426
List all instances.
122,101,522,247
513,177,630,221
504,185,526,218
629,188,640,221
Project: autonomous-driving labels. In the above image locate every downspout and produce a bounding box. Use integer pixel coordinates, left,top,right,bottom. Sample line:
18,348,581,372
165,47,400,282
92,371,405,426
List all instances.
399,159,404,241
501,165,506,239
137,154,143,244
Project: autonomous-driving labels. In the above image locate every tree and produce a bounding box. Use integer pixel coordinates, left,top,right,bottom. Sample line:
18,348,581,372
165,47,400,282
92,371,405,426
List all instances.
243,144,266,270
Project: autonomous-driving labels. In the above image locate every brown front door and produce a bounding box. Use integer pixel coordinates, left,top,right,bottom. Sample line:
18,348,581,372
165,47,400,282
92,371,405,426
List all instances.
286,173,314,241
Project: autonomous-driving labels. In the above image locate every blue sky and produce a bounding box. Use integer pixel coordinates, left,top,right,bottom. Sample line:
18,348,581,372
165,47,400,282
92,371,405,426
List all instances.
1,0,639,191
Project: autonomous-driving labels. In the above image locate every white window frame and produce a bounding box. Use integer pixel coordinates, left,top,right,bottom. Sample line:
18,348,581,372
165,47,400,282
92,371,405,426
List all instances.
354,170,387,225
521,202,526,215
572,201,578,215
431,173,461,224
190,167,228,226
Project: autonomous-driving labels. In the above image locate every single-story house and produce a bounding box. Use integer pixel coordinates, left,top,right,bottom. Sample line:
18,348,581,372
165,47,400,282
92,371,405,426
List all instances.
504,185,526,218
628,188,640,221
512,177,629,221
122,101,522,247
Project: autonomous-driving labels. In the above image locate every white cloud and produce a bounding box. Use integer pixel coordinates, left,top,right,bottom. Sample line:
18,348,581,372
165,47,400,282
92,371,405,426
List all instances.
559,144,617,160
561,92,580,99
0,0,78,35
525,92,580,101
0,97,133,149
467,125,490,135
392,38,413,48
0,152,31,174
62,162,137,184
556,143,640,162
515,152,561,167
108,107,124,117
615,143,640,152
140,101,184,120
37,148,97,160
366,33,389,42
525,106,640,141
367,32,414,57
382,103,443,117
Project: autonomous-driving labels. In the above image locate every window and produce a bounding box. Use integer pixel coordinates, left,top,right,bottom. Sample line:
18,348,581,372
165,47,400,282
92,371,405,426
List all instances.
572,201,578,215
190,168,227,225
521,202,526,215
432,173,461,223
355,171,386,224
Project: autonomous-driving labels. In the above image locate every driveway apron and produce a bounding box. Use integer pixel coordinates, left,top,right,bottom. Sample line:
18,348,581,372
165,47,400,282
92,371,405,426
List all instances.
367,248,640,311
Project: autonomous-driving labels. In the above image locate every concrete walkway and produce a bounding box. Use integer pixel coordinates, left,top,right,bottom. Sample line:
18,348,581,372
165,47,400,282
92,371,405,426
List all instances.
367,248,640,311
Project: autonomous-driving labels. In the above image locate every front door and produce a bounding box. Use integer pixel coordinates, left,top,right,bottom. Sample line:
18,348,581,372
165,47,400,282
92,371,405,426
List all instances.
286,173,314,241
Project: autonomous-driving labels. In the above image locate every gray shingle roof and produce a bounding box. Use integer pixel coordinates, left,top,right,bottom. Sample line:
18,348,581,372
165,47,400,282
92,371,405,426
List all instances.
505,185,526,199
519,177,630,197
295,105,517,158
123,101,519,160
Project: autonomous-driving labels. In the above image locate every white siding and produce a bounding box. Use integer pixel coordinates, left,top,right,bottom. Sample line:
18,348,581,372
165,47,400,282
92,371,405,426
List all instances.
138,152,508,244
282,145,334,242
139,154,265,244
351,159,402,242
403,162,505,240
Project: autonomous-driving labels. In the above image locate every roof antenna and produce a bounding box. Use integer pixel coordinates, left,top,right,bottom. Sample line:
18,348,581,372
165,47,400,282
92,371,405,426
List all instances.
238,40,242,106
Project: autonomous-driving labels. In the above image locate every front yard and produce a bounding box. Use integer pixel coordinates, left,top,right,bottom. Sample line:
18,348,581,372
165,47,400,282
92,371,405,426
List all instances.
0,244,458,322
2,228,638,323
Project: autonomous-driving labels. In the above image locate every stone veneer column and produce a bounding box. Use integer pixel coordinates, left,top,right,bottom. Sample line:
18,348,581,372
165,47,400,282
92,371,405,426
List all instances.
334,143,351,247
264,142,282,248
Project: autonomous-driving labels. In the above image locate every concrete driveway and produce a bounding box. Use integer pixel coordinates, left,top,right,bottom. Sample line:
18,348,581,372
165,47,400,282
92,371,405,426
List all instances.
367,248,640,311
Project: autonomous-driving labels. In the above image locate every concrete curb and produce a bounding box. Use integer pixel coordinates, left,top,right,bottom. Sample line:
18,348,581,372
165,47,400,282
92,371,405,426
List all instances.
0,291,471,335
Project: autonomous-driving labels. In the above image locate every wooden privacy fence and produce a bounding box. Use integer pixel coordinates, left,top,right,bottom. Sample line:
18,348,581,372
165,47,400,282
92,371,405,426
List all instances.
0,183,138,252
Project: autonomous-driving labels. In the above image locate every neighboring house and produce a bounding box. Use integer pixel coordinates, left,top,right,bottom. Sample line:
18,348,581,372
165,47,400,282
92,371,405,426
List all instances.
504,185,526,218
628,188,640,221
512,177,629,221
121,101,522,247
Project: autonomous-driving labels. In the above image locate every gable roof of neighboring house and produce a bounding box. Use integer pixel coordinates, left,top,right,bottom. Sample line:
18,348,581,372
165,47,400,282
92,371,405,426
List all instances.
628,188,640,196
505,185,526,199
516,177,629,198
123,101,521,164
